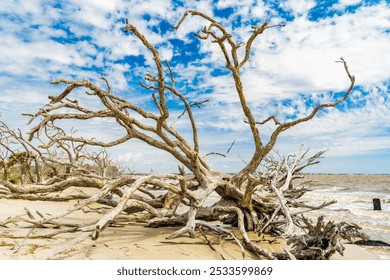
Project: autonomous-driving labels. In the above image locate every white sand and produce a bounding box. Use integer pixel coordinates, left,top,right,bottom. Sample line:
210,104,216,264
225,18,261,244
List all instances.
0,198,388,260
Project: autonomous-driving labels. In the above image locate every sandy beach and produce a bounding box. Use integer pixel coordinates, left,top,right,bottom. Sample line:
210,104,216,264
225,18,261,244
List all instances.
0,194,388,260
0,197,285,260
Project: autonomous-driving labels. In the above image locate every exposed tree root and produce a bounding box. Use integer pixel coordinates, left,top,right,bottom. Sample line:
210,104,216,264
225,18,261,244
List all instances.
273,216,369,260
199,226,226,260
0,9,365,260
0,156,368,260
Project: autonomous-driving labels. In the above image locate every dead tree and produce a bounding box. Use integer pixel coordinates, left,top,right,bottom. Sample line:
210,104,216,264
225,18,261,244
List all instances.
0,121,43,183
0,10,365,260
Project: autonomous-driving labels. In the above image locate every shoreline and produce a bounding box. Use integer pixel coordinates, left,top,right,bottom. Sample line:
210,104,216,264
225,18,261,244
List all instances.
0,198,388,260
1,174,390,260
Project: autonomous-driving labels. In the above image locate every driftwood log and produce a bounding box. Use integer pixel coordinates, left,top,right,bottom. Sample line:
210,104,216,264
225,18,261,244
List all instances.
0,10,367,260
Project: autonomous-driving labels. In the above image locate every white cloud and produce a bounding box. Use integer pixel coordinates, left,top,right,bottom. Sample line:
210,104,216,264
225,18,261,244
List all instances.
1,0,45,15
252,1,269,19
67,0,124,29
113,141,179,173
69,0,122,11
166,2,390,114
279,0,316,17
332,0,363,11
104,63,132,91
277,84,390,155
0,0,389,173
188,0,214,15
117,151,144,162
0,89,48,105
159,46,174,61
237,3,390,101
138,1,390,169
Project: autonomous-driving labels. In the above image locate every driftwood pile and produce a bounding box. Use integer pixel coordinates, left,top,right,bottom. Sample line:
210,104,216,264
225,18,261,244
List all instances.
0,10,368,260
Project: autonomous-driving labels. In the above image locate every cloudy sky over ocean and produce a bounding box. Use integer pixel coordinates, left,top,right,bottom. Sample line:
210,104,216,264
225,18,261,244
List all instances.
0,0,389,174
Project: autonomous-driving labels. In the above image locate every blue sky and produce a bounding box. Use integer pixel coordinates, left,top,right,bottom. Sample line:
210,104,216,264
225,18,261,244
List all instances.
0,0,389,174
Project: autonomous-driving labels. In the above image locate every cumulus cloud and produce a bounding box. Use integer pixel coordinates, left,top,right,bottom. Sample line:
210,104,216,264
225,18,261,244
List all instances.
332,0,363,11
280,0,316,17
0,0,389,173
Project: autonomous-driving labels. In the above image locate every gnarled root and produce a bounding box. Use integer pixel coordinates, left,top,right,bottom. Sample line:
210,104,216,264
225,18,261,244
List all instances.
274,216,368,260
166,207,197,239
214,206,276,260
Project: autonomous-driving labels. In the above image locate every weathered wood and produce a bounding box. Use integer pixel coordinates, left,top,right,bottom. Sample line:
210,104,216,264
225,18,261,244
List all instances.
273,216,344,260
0,10,362,260
373,198,382,210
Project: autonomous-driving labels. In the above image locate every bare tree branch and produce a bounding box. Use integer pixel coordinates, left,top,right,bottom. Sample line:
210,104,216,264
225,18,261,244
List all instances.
0,12,363,261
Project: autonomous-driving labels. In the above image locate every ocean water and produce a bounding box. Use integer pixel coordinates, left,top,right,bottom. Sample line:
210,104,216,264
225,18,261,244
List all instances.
298,175,390,247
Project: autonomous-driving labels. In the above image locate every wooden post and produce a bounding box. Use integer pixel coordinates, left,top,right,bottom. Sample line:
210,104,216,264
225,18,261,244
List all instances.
373,198,382,211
